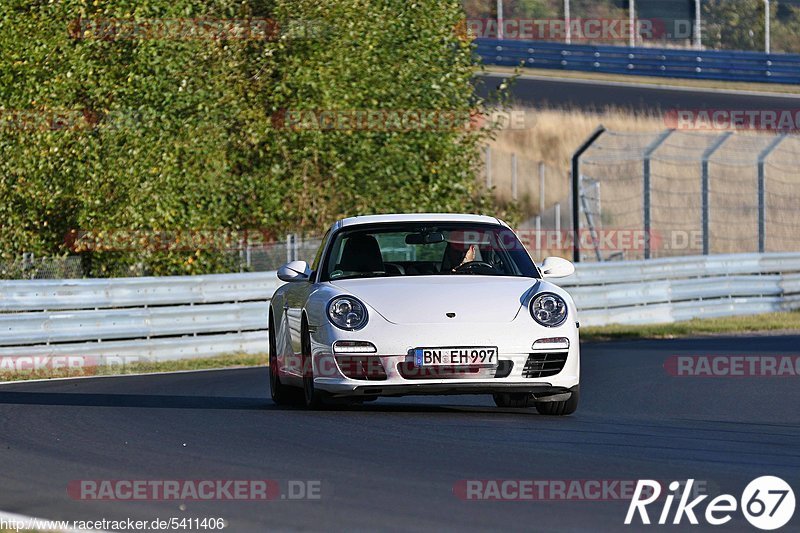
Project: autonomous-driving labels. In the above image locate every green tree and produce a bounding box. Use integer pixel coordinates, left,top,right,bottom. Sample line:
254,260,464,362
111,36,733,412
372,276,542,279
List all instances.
268,0,491,233
703,0,773,51
0,0,493,276
772,5,800,53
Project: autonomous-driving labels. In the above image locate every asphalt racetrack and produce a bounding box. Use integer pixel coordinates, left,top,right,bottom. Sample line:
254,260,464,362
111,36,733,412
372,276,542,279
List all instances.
0,335,798,532
475,72,800,113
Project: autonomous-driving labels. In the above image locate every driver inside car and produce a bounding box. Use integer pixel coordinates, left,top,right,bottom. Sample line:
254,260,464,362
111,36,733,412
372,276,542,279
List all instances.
442,241,478,272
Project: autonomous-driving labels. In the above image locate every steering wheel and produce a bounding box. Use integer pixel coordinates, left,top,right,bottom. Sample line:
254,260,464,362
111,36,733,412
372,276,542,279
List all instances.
453,261,496,273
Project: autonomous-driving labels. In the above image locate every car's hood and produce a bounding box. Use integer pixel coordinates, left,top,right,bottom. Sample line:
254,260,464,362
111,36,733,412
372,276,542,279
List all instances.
329,276,540,324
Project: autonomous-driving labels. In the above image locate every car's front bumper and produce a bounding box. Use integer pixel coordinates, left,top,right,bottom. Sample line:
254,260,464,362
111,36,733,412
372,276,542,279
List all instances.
318,380,575,399
311,350,579,398
306,311,580,399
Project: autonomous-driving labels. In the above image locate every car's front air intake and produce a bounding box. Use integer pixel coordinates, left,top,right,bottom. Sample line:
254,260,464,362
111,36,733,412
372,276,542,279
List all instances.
336,356,387,380
522,353,568,378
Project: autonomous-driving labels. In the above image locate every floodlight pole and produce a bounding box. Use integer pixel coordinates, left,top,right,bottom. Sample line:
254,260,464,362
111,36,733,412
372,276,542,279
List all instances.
694,0,702,49
497,0,504,40
564,0,571,44
629,0,636,48
765,0,771,54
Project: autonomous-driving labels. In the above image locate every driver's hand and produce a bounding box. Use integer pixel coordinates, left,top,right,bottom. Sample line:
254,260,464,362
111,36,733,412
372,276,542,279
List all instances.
464,244,476,263
455,244,476,269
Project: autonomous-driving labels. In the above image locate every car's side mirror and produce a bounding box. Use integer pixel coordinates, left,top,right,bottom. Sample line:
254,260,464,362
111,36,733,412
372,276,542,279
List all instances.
277,260,312,282
540,256,575,279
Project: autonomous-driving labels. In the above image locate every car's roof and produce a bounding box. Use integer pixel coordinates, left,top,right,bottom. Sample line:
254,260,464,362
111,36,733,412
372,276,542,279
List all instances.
338,213,508,228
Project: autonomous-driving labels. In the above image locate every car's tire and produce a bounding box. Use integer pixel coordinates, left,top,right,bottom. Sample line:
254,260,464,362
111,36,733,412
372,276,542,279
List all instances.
269,314,295,406
534,387,579,416
301,320,326,410
492,392,532,408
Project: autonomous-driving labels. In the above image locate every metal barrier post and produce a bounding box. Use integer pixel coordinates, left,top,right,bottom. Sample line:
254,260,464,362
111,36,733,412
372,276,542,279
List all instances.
757,134,786,253
643,130,674,260
571,125,606,263
701,132,733,255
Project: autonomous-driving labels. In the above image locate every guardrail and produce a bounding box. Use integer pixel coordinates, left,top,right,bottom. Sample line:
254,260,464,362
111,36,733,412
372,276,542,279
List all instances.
0,273,281,361
559,252,800,326
1,252,799,364
475,39,800,84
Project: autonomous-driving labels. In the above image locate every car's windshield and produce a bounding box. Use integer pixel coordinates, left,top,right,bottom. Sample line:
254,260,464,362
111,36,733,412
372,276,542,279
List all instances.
320,223,539,281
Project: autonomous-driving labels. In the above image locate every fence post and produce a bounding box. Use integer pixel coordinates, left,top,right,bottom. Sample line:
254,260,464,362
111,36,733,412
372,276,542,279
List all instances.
757,134,786,253
485,146,492,188
539,161,547,215
642,129,674,260
701,132,733,255
554,202,561,235
285,234,294,263
571,125,606,263
511,153,518,200
239,237,246,273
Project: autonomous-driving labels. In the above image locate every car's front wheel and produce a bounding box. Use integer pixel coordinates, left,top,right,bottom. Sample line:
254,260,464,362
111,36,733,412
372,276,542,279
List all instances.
269,315,295,406
301,320,326,409
534,387,579,416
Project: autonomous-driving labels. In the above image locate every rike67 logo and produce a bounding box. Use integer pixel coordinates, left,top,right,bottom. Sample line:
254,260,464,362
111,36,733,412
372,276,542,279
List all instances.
625,477,795,530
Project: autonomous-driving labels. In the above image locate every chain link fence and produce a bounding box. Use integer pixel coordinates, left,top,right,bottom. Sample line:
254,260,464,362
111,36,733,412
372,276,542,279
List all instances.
0,254,84,280
575,129,800,262
8,128,798,276
0,235,323,280
483,146,568,228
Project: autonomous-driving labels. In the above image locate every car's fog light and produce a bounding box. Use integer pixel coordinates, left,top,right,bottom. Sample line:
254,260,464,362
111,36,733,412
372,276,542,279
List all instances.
532,337,570,350
333,341,378,354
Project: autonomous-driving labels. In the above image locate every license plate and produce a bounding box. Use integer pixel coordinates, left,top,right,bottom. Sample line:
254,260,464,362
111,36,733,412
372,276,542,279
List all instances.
414,347,498,366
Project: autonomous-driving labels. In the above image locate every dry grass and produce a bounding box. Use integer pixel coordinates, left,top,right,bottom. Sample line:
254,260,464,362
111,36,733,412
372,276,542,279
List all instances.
484,107,665,232
489,106,665,174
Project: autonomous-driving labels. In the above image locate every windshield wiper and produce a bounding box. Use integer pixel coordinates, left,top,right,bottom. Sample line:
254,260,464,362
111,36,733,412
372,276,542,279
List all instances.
332,272,388,280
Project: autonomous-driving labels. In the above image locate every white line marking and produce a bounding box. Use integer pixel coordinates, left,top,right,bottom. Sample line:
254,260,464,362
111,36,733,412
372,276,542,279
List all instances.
479,70,800,99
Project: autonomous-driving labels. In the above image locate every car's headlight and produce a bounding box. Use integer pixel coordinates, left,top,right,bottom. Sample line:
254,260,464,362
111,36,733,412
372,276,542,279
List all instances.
327,296,369,330
530,292,568,327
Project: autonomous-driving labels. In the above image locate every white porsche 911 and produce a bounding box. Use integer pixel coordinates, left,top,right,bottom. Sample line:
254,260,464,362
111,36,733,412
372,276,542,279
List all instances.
269,213,580,415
